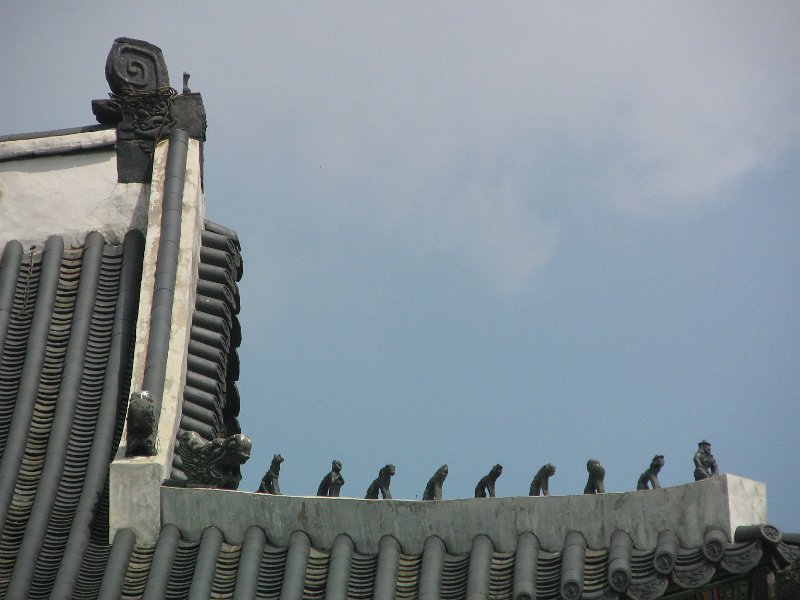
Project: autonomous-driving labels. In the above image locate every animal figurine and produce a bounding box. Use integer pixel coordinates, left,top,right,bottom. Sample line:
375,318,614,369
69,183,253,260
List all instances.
637,455,665,490
529,463,556,496
365,464,395,499
257,454,284,494
317,459,345,497
423,464,449,500
474,464,503,498
125,391,157,457
584,459,605,494
177,431,252,490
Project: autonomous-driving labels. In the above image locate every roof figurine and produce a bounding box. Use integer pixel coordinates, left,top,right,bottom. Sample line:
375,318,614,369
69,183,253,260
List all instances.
124,390,157,457
694,440,719,480
474,463,503,498
365,464,395,499
529,463,556,496
317,459,345,497
177,431,252,490
256,453,284,494
637,454,665,490
584,458,606,494
423,464,449,500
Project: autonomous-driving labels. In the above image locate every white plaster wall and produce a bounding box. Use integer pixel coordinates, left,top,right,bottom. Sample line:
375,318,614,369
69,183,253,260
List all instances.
0,147,148,251
161,474,768,553
727,475,767,531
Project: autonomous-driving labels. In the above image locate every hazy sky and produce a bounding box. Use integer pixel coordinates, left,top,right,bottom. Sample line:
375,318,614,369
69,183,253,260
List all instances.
1,3,798,532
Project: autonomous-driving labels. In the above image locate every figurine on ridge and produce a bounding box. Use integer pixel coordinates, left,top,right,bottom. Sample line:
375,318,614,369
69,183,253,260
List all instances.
365,464,395,499
584,459,605,494
529,463,556,496
474,464,503,498
177,431,252,490
693,440,718,480
257,453,284,494
317,459,345,497
423,464,449,500
125,391,157,457
637,455,665,490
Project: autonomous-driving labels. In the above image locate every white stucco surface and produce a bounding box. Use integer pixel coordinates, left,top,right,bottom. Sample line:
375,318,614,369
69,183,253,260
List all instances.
0,138,147,251
161,474,767,553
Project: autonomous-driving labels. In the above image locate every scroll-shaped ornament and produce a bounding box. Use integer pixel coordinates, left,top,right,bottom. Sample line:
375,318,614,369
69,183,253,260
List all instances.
106,37,170,94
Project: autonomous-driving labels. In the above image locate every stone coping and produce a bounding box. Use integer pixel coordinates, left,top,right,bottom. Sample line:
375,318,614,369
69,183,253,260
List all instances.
160,473,765,554
0,128,116,161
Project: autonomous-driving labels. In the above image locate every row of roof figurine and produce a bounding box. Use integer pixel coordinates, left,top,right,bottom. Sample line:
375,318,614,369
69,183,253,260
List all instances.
255,440,719,500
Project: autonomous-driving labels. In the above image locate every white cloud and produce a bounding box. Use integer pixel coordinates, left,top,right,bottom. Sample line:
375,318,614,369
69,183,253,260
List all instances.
221,3,800,292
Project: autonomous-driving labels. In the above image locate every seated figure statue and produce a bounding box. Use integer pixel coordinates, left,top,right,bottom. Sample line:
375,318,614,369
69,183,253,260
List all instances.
637,455,665,490
693,440,718,480
317,459,345,497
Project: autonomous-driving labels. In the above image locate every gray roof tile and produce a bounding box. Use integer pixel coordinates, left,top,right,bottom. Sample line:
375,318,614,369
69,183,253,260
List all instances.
0,231,143,598
95,524,796,600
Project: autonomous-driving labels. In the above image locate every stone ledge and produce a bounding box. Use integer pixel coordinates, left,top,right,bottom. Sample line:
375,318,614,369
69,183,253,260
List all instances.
161,473,766,554
0,128,116,161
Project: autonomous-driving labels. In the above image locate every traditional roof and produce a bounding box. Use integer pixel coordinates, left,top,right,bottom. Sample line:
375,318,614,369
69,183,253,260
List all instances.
0,232,142,598
171,220,243,482
0,37,798,600
96,523,800,600
0,219,241,598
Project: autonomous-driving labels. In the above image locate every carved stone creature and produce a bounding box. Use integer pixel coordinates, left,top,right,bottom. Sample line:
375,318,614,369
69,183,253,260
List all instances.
257,454,284,494
474,464,503,498
584,459,606,494
317,460,345,497
125,391,157,457
693,440,718,481
637,455,665,490
529,463,556,496
423,464,449,501
178,431,252,490
365,464,395,499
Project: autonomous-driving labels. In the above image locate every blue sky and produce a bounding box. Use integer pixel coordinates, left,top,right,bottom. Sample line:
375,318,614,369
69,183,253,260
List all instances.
2,3,798,532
